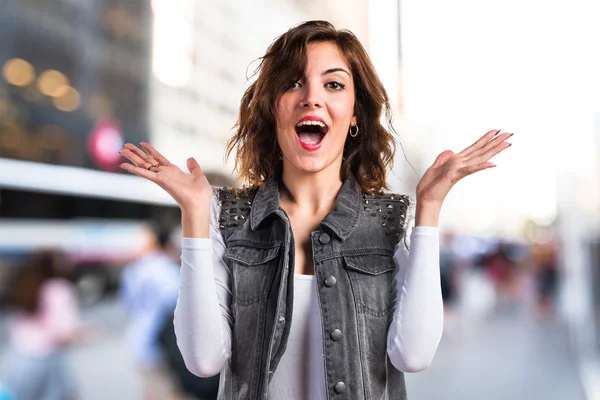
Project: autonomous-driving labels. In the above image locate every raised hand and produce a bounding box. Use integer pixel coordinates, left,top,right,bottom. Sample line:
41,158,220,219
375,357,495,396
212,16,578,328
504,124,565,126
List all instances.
119,143,213,213
416,129,512,210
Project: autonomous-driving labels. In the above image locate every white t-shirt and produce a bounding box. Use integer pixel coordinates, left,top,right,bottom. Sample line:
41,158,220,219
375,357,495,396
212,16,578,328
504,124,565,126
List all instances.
268,274,327,398
174,196,443,399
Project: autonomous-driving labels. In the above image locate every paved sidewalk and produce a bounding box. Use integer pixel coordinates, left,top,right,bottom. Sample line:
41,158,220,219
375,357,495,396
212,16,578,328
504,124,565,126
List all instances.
405,307,586,400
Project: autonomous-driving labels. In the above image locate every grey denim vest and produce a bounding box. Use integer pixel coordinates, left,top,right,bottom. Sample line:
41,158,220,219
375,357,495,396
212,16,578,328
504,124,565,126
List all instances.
215,173,412,400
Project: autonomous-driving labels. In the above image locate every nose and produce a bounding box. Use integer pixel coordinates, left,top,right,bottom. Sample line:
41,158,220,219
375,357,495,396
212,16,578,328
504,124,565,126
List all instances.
299,84,322,108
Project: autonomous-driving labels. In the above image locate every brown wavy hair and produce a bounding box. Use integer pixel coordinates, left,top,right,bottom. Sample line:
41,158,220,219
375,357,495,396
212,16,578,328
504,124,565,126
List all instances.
226,20,398,194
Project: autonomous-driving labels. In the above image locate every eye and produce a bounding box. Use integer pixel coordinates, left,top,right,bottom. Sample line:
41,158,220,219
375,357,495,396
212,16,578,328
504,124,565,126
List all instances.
326,81,345,90
288,81,302,90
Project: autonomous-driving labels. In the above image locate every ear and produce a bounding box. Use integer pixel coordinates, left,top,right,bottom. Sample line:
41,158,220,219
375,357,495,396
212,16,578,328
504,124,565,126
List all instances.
351,115,357,127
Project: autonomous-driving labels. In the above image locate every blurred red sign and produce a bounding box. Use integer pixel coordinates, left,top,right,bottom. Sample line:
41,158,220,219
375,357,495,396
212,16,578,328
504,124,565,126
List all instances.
87,120,124,171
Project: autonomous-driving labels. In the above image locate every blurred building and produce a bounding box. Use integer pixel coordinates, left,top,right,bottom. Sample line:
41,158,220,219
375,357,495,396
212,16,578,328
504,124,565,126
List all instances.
0,0,166,202
0,0,173,305
0,0,151,172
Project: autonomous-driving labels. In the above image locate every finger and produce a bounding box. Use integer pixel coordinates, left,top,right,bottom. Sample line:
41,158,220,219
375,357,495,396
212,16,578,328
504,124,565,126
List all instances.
468,141,511,164
119,162,161,181
466,132,513,161
432,150,454,168
459,129,501,158
140,142,171,166
120,148,155,169
186,157,202,176
123,143,153,163
458,161,496,177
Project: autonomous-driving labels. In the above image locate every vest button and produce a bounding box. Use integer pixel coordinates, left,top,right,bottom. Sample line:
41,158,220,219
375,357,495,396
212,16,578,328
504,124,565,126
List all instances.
318,232,331,244
334,382,346,393
324,276,337,287
330,329,343,341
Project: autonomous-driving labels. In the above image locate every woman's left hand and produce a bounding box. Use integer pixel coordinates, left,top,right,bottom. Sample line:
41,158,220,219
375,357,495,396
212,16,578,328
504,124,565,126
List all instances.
416,129,513,212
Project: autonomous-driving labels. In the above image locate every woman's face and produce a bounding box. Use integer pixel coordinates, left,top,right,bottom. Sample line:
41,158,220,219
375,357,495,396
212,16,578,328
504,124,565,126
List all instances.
276,41,356,176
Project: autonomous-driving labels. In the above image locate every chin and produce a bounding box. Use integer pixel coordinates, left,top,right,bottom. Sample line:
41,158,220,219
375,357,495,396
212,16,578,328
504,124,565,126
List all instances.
287,156,334,175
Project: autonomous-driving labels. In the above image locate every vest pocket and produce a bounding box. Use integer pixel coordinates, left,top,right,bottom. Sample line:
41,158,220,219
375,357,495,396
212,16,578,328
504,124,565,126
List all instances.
344,254,395,275
226,241,281,305
343,254,396,317
226,240,281,266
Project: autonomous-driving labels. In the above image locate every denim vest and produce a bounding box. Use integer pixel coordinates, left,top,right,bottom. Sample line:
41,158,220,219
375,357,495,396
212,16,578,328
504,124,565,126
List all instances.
215,174,411,399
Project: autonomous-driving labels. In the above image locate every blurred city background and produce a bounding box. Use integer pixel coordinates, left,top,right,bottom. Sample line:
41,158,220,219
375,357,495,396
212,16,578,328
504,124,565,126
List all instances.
0,0,599,399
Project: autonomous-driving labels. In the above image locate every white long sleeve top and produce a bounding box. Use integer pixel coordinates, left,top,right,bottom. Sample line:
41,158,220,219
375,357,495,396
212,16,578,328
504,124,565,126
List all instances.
174,196,443,399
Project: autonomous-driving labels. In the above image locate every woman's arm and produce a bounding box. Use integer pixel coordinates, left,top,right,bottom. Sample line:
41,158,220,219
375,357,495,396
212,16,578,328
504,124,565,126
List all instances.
387,129,512,372
387,226,444,373
174,195,233,377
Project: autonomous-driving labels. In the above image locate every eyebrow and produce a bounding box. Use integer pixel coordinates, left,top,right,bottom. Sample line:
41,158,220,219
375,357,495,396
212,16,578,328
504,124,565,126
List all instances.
322,68,351,77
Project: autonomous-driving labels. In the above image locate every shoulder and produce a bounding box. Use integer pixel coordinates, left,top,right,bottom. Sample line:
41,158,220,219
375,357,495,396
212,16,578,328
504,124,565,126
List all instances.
362,191,412,214
362,191,411,202
213,185,259,231
361,191,415,243
214,185,259,204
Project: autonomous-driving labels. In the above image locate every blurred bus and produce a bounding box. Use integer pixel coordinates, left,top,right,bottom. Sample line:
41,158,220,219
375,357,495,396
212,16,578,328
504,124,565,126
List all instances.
0,217,153,307
0,159,181,307
0,158,237,307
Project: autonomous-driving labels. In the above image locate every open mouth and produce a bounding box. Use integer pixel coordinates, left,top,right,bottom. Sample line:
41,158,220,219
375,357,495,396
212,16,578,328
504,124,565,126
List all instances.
295,120,329,147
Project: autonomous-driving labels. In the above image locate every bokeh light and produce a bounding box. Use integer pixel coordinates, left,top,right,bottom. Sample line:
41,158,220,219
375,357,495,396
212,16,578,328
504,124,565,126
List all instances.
37,70,70,97
52,86,81,112
2,58,35,86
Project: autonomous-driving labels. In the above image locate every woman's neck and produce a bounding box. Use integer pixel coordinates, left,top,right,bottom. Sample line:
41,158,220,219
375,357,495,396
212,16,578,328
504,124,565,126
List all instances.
280,167,343,214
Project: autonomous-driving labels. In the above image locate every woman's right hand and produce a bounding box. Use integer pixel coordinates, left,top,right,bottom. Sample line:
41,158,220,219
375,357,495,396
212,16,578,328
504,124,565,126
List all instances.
119,142,213,214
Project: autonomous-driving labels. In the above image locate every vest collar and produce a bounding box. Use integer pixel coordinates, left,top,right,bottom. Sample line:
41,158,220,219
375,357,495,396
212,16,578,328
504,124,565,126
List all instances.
249,173,361,241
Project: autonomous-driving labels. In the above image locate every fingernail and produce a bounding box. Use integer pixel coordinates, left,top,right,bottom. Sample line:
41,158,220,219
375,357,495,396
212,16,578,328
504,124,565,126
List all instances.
509,133,514,137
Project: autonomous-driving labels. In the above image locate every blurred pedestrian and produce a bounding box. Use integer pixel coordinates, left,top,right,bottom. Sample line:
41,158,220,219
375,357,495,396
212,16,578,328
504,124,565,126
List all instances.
481,242,514,307
531,239,559,319
3,250,91,400
440,232,458,306
120,20,512,399
439,232,460,338
120,224,184,400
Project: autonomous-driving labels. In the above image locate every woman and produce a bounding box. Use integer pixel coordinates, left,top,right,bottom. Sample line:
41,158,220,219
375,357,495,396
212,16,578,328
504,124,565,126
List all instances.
3,251,90,400
120,20,512,399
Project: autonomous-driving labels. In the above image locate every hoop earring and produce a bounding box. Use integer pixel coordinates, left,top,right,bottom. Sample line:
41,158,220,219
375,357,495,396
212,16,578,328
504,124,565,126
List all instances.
349,125,359,137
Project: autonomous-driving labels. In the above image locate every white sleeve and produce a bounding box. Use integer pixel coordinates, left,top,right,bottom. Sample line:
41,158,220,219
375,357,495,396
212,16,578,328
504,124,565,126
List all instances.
387,226,444,373
174,195,233,378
